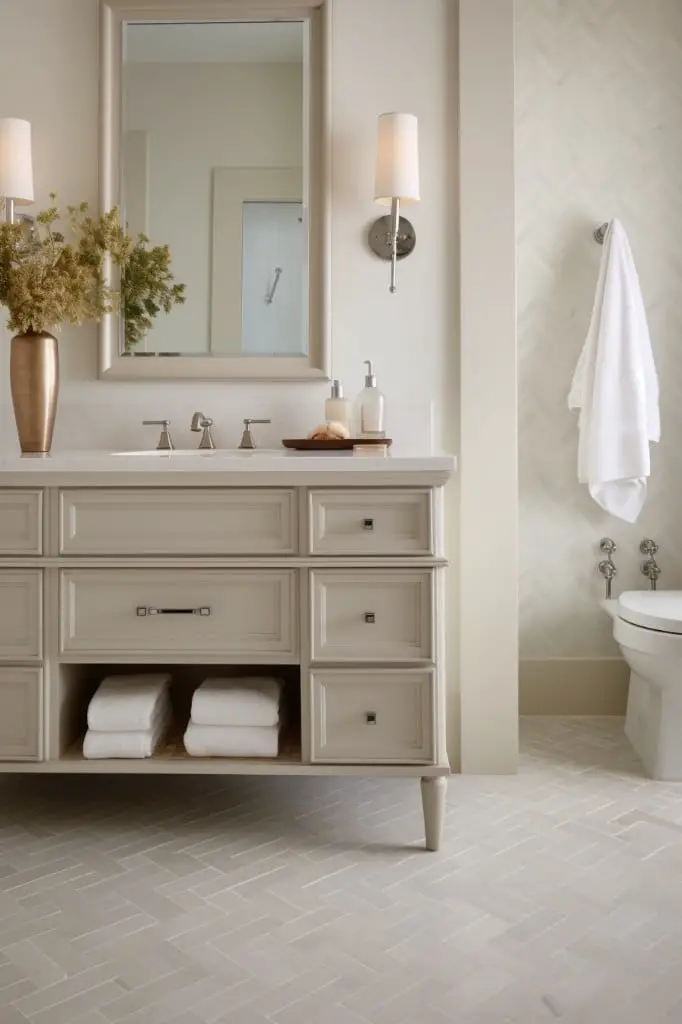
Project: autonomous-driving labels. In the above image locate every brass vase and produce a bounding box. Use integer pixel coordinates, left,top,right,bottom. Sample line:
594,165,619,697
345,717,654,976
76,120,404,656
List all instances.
10,331,59,455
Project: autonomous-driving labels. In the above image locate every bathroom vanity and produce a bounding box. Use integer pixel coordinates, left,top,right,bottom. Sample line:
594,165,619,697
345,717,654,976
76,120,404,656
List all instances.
0,451,454,850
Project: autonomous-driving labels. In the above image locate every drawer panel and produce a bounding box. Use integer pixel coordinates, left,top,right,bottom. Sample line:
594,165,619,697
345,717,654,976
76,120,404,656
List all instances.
0,490,42,555
310,570,433,662
60,569,297,659
0,571,42,660
311,669,434,763
0,668,42,761
309,489,432,555
59,489,298,556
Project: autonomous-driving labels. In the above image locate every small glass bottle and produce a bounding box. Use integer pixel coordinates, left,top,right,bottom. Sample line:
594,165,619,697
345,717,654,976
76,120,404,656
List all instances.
325,380,352,434
356,360,385,437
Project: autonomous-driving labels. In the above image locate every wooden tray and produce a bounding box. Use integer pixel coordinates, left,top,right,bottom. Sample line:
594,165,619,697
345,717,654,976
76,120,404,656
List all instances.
282,438,392,451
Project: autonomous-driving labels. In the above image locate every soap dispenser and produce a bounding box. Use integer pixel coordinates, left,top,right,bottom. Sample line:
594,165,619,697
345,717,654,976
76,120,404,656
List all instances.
325,380,352,434
356,360,386,437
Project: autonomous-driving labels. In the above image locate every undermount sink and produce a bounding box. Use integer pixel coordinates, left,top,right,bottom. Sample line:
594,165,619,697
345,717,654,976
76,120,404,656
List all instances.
109,449,284,457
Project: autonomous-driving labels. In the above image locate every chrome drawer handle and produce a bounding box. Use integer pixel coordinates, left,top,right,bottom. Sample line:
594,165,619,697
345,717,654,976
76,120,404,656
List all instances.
363,518,375,531
136,606,212,617
365,712,377,725
364,612,375,624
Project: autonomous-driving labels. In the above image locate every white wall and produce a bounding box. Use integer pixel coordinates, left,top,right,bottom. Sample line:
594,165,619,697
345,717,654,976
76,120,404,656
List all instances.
123,61,302,354
516,0,682,709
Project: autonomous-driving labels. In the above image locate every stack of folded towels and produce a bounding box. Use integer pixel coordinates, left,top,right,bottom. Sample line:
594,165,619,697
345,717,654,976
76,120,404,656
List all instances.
184,677,282,757
83,674,171,759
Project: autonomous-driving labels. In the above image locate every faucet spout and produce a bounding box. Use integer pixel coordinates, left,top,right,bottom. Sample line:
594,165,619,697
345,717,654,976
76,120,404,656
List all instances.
190,412,215,450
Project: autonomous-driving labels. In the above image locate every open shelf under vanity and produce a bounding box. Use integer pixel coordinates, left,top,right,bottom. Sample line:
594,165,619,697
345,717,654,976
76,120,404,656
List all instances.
54,663,303,771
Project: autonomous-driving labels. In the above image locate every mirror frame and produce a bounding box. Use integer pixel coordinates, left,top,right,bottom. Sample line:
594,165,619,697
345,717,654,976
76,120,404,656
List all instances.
99,0,331,380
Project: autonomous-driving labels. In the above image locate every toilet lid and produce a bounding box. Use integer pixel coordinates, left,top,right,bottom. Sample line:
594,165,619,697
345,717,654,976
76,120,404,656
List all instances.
618,591,682,634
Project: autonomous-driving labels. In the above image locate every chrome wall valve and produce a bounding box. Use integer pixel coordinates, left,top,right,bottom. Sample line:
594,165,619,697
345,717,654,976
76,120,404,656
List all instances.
640,539,661,591
598,538,617,599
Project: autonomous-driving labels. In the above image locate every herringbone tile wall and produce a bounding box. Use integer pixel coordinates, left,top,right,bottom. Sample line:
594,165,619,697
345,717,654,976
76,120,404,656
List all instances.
516,0,682,658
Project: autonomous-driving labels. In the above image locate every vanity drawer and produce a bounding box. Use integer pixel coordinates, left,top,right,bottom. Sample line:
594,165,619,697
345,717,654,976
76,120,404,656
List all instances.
310,569,433,662
0,668,42,761
308,489,432,555
0,490,42,555
59,489,298,556
60,569,297,660
0,571,42,661
311,669,434,764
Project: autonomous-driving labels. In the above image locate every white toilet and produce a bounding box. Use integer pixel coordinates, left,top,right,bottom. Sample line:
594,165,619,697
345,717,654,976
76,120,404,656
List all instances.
608,591,682,780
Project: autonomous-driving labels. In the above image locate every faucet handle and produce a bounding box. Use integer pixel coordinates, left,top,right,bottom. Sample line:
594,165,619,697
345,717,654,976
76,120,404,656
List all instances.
142,419,174,451
239,418,271,450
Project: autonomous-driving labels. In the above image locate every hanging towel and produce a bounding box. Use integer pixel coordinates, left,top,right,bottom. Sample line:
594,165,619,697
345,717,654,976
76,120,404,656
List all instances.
87,674,171,733
83,700,171,759
568,219,659,522
190,677,282,728
183,723,279,758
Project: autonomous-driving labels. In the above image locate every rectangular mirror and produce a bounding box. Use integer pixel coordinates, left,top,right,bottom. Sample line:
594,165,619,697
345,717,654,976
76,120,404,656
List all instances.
99,0,329,380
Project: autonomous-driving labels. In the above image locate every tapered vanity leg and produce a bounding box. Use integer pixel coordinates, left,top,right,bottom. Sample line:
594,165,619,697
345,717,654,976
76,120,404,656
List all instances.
421,776,447,852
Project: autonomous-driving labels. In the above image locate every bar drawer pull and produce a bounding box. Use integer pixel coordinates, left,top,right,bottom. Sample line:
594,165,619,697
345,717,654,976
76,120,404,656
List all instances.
365,712,377,725
363,518,375,531
136,606,212,617
364,612,376,624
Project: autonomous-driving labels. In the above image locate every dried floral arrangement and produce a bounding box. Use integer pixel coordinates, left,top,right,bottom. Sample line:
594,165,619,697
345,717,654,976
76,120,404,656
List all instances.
0,196,185,350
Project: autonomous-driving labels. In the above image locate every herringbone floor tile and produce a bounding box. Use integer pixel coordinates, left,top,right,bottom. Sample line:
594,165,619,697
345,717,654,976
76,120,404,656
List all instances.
1,720,682,1022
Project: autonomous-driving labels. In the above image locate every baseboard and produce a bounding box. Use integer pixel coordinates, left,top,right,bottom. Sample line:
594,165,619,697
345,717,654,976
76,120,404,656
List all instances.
520,658,629,715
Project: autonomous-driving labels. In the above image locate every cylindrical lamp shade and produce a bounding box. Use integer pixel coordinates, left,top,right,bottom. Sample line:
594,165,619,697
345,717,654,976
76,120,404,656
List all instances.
374,112,419,206
0,118,34,204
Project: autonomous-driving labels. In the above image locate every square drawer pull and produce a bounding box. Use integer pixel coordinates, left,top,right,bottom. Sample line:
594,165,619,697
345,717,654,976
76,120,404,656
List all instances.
364,612,376,624
365,712,378,725
363,518,375,531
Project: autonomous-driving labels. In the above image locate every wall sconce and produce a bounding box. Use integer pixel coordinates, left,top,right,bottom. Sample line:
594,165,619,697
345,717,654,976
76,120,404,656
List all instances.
0,118,34,224
368,112,419,293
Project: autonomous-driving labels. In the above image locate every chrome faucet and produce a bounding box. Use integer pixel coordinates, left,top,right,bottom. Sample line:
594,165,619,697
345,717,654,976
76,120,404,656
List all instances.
239,418,271,450
190,412,215,450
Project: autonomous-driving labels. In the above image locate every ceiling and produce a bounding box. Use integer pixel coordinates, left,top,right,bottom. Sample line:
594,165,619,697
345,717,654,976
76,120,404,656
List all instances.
124,21,304,64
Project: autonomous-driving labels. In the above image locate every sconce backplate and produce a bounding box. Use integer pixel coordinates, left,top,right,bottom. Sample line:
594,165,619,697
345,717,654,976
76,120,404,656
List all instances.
368,215,416,261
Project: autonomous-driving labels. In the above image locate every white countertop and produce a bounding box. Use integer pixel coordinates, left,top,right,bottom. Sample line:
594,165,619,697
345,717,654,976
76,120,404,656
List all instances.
0,449,456,487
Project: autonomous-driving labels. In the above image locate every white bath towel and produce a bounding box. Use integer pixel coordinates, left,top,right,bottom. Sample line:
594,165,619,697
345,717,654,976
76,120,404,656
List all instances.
183,723,279,758
190,677,282,728
87,674,171,733
83,700,171,759
568,219,659,522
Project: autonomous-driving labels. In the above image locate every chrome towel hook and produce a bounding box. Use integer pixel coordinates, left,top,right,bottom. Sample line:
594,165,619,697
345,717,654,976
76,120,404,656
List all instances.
594,222,610,245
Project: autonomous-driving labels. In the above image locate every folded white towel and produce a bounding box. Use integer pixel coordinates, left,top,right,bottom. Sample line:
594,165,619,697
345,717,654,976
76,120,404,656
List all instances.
83,700,171,759
568,218,660,522
87,674,171,733
183,723,279,758
190,677,282,728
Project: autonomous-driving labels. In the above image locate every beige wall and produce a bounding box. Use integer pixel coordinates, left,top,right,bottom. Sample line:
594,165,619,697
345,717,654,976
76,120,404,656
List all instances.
458,0,518,771
516,0,682,705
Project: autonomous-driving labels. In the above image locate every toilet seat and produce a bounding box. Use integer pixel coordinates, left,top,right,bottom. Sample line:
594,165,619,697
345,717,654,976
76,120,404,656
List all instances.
618,591,682,635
